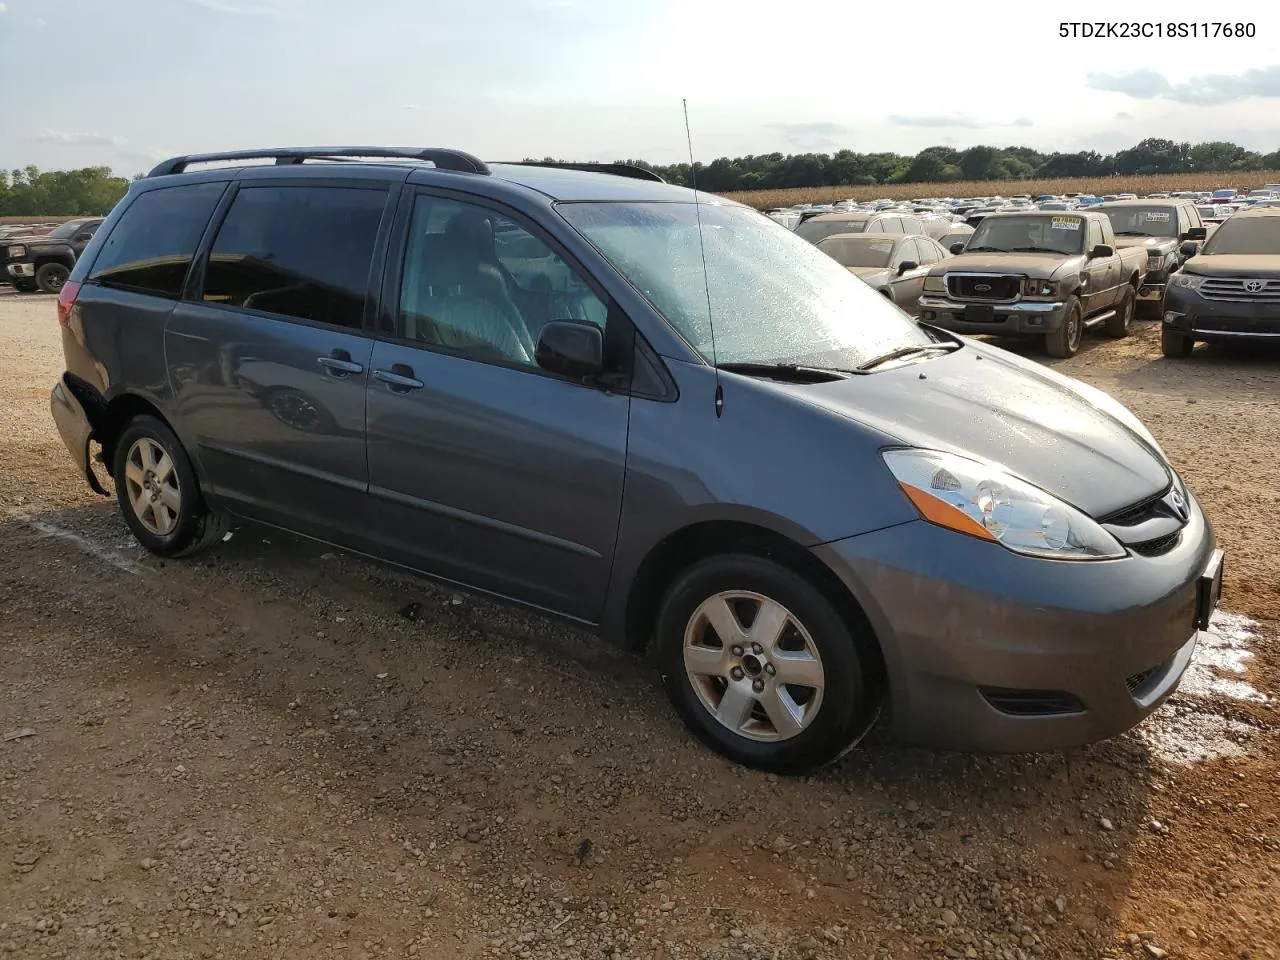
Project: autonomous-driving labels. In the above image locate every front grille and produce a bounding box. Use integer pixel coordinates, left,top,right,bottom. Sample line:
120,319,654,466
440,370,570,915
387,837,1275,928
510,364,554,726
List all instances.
981,688,1085,717
1126,659,1172,698
1129,531,1181,556
1099,488,1170,527
947,274,1022,301
1197,277,1280,302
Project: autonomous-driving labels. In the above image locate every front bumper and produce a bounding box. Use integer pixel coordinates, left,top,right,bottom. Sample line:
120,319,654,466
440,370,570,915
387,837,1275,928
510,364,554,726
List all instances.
918,296,1065,336
813,489,1218,752
6,262,35,278
1163,286,1280,341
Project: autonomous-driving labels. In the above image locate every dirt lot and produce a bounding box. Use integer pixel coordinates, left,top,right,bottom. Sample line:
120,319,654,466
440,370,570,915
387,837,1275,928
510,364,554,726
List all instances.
1,288,1277,960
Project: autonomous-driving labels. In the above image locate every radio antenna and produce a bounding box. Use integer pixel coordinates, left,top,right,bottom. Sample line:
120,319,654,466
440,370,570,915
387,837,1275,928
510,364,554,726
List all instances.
683,98,722,417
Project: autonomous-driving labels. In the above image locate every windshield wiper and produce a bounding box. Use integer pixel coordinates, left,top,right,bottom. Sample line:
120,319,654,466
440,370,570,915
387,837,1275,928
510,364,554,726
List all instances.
964,245,1007,252
1114,231,1152,236
1008,246,1058,253
717,361,853,382
856,343,960,371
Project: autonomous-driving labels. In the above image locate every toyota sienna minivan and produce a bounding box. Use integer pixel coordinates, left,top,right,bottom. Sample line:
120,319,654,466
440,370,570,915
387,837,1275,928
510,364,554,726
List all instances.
50,147,1224,772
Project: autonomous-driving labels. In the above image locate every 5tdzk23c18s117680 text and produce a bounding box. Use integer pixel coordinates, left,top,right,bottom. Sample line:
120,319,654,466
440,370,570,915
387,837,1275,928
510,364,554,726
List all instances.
1059,22,1256,38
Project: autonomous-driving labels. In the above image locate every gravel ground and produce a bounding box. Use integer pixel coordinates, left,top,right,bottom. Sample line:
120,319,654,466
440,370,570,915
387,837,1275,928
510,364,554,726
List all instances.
1,288,1277,960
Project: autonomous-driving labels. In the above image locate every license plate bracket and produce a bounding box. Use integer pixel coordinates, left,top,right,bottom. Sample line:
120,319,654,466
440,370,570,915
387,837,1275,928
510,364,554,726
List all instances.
964,304,995,323
1195,548,1225,631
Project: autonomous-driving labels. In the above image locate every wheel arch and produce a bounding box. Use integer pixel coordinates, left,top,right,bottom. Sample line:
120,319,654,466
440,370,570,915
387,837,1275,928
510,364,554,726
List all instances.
619,518,887,688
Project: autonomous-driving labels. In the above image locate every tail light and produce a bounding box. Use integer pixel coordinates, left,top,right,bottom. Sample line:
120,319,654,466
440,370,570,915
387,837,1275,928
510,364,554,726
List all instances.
56,280,81,327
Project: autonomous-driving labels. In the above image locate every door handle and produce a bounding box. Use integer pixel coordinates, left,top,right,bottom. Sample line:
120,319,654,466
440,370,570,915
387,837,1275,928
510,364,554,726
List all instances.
373,365,424,391
317,350,363,376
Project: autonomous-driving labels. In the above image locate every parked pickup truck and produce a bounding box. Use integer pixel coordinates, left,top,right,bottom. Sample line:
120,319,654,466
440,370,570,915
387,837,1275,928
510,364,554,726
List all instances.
1091,199,1211,316
3,217,103,293
918,210,1148,357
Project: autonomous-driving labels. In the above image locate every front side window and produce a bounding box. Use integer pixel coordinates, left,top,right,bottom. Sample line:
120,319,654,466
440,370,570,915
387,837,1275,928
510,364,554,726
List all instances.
558,201,934,369
202,185,387,329
88,183,225,297
397,196,608,367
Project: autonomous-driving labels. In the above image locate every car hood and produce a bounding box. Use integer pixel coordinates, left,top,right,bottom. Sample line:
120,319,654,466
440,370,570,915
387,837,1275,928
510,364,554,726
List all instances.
795,341,1170,517
848,266,892,284
1183,255,1280,279
1113,235,1177,252
932,252,1082,280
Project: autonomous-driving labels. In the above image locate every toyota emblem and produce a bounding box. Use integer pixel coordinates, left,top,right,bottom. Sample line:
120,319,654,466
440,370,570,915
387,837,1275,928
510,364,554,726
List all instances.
975,283,991,292
1244,279,1265,293
1170,488,1188,520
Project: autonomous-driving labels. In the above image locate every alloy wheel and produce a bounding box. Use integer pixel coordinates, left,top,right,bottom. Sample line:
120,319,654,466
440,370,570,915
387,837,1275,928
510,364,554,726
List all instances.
123,437,182,536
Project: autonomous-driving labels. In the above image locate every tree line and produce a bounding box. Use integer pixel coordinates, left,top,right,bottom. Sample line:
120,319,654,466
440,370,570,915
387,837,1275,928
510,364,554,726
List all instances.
5,137,1280,217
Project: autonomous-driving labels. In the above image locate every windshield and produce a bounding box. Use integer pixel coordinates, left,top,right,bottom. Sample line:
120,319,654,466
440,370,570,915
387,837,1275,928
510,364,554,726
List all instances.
966,214,1085,254
47,220,86,240
557,201,935,368
1100,206,1177,238
815,235,895,268
794,217,870,243
1200,216,1280,255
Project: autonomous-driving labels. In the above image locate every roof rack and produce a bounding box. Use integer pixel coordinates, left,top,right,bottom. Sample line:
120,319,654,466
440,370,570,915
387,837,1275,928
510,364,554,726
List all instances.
499,161,666,183
145,147,490,179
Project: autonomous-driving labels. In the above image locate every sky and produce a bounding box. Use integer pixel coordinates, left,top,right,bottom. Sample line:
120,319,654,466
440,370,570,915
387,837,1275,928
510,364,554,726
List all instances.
2,0,1279,176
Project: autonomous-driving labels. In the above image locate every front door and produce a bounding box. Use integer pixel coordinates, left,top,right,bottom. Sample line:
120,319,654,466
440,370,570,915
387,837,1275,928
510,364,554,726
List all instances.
364,192,630,621
1081,219,1118,312
166,181,393,546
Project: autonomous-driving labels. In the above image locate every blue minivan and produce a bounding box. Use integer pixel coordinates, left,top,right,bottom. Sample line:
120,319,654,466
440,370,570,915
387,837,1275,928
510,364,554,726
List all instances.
50,147,1223,772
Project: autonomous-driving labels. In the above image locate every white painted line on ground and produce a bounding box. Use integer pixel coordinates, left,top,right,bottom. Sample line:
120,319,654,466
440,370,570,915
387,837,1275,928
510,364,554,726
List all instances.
4,508,142,576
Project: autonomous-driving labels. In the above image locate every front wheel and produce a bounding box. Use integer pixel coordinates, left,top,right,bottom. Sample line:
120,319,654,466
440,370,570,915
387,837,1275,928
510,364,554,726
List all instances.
656,554,879,773
35,262,70,294
113,415,226,557
1161,326,1195,358
1045,296,1083,358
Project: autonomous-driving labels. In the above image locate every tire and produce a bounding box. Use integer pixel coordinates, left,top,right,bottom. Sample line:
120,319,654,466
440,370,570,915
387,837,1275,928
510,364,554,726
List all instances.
655,553,878,773
12,279,38,293
112,415,227,558
35,262,70,294
1161,326,1195,359
1105,285,1135,338
1045,296,1083,358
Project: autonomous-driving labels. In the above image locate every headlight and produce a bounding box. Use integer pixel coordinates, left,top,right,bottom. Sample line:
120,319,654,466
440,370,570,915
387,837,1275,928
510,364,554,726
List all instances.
1023,278,1058,297
882,449,1125,560
7,244,25,259
923,275,946,293
1146,252,1166,269
1172,273,1204,289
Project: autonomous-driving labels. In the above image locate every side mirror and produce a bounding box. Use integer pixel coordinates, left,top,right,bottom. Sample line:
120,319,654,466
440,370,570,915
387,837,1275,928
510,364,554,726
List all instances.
949,242,966,255
1185,227,1207,241
75,232,93,242
896,260,919,275
535,320,604,379
1179,240,1200,258
1089,243,1114,259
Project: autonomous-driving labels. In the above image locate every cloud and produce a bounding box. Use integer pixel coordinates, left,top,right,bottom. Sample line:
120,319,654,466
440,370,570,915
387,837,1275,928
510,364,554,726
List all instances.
180,0,302,18
1114,111,1134,120
34,129,128,147
0,4,8,12
889,114,1033,129
1087,65,1280,106
402,103,423,111
764,121,853,151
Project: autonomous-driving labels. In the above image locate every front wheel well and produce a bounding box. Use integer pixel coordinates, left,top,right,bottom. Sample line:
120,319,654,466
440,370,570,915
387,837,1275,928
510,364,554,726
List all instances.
623,520,886,682
33,255,74,270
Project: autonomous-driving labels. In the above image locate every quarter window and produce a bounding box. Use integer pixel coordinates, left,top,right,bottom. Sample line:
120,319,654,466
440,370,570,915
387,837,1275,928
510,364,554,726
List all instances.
88,183,225,298
201,185,388,330
397,195,608,368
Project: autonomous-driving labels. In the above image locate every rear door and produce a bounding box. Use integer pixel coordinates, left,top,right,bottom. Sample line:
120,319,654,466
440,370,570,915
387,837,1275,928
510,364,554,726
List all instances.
363,189,631,621
165,179,395,547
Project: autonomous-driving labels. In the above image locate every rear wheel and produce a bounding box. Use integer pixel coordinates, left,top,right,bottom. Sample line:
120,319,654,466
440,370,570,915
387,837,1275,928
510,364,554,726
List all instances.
1045,296,1083,358
113,415,226,557
1161,326,1195,358
1105,285,1135,338
35,262,70,294
656,553,879,773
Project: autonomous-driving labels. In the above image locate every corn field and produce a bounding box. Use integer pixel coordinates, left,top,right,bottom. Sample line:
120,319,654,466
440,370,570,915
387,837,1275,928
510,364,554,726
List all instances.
721,171,1280,209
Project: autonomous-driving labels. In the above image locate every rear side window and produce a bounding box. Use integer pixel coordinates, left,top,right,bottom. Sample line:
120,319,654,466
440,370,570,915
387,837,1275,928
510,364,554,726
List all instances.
201,185,387,330
88,183,225,298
